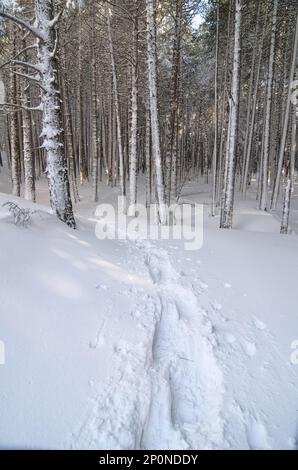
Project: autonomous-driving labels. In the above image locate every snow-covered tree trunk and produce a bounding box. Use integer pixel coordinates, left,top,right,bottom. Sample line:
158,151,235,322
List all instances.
22,93,35,202
100,94,109,184
146,0,167,224
77,7,88,184
128,2,138,217
9,26,21,197
91,8,99,203
211,1,219,216
145,98,152,207
217,0,232,207
20,35,36,203
280,106,296,234
35,0,75,227
259,0,278,211
241,0,261,195
220,0,242,229
10,108,20,196
107,7,125,210
271,11,298,210
165,0,182,205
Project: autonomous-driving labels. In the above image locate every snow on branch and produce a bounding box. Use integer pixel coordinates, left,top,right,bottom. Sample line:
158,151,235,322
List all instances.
12,60,42,74
48,11,63,29
13,71,44,88
0,10,46,41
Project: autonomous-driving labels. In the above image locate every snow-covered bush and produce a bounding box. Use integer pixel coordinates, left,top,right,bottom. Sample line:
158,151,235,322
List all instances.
2,201,34,227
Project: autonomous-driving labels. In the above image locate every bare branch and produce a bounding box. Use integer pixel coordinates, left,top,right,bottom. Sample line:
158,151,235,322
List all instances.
0,44,38,70
12,60,42,74
14,71,46,91
0,11,46,42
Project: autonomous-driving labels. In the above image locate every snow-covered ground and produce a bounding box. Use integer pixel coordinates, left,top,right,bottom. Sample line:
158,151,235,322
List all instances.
0,160,298,450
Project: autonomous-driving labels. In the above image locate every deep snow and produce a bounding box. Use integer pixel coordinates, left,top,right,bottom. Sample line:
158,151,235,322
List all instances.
0,159,298,450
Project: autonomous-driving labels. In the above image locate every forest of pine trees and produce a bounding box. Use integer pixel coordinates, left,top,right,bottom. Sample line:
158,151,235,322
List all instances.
0,0,297,232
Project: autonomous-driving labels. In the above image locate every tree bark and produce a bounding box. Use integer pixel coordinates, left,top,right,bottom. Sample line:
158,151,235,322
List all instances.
259,0,278,211
220,0,242,229
271,11,298,210
128,1,139,216
211,1,219,216
107,6,126,210
146,0,167,224
280,105,296,234
35,0,75,227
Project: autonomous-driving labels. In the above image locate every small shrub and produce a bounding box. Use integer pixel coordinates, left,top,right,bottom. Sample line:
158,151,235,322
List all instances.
2,202,35,227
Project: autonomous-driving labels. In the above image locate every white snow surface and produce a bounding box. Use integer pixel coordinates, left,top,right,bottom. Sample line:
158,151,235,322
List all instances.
0,164,298,450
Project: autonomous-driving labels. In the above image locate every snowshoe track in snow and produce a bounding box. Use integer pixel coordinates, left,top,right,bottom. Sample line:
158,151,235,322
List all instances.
141,244,225,450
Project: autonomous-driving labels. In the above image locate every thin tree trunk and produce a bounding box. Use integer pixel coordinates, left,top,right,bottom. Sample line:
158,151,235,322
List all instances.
146,0,167,224
241,0,261,194
217,0,232,206
220,0,242,229
22,89,35,201
78,9,88,184
91,8,99,203
107,7,125,210
211,1,219,216
145,98,152,207
242,14,266,197
10,28,21,197
259,0,278,211
271,11,298,210
165,0,182,205
128,2,139,216
280,106,296,234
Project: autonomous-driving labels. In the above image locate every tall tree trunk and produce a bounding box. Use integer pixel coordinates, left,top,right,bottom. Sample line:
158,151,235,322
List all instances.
146,0,167,224
242,14,266,197
10,27,21,197
241,0,261,195
220,0,242,229
128,1,139,216
22,91,35,202
35,0,75,227
271,11,298,210
211,0,219,216
21,37,36,202
165,0,182,205
259,0,278,211
145,98,152,207
91,7,99,203
280,105,296,234
107,7,125,210
217,0,232,207
78,8,88,184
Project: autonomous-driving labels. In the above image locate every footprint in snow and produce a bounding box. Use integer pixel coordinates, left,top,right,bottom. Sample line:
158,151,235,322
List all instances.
198,280,208,290
246,416,271,450
212,302,222,312
96,284,108,290
89,335,105,349
225,333,236,344
242,341,257,357
254,319,267,331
